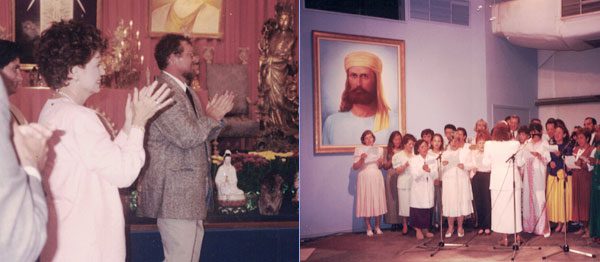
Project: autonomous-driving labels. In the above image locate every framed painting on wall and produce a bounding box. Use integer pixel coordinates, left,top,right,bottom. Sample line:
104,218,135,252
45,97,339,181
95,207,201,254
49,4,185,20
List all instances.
148,0,224,38
313,31,406,154
12,0,102,70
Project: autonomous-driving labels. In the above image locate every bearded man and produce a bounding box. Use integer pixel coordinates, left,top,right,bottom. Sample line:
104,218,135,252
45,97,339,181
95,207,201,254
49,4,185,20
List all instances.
323,51,397,145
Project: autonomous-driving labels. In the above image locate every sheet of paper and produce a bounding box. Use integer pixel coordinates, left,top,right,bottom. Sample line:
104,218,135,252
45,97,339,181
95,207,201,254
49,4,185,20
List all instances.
564,155,580,169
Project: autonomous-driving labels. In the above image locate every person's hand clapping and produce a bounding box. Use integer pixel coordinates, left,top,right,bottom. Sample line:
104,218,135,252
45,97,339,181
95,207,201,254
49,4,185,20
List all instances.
12,123,54,170
205,91,235,121
130,81,174,128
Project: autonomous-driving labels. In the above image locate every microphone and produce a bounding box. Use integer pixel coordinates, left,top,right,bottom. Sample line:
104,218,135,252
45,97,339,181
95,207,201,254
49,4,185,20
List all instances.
436,153,442,161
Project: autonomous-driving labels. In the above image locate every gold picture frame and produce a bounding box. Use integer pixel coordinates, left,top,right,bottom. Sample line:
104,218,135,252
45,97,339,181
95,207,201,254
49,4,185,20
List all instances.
11,0,102,70
313,31,406,154
148,0,224,39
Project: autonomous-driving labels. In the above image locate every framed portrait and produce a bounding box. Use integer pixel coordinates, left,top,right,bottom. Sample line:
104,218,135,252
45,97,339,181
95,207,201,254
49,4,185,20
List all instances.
11,0,101,70
148,0,224,38
313,31,406,154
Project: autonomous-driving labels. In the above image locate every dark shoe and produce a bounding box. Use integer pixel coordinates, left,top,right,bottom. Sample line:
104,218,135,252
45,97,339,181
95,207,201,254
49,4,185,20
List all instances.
498,238,509,247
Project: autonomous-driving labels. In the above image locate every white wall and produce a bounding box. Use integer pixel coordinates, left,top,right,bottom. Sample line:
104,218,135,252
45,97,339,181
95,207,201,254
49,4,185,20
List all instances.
538,48,600,130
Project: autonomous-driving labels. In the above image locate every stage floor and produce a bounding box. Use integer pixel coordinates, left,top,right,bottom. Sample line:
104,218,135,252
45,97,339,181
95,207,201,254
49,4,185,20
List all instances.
301,228,600,261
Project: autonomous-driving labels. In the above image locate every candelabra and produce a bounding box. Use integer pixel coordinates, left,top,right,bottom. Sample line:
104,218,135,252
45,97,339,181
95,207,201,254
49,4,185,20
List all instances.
101,20,144,88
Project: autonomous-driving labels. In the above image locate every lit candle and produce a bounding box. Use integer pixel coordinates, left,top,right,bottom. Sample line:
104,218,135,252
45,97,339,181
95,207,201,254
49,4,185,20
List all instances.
137,41,141,51
146,66,151,86
129,20,133,28
120,40,124,47
140,55,144,65
124,29,128,37
136,30,140,39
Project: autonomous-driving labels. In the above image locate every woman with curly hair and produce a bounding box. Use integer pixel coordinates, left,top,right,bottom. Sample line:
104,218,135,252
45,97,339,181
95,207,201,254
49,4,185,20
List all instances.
36,20,173,261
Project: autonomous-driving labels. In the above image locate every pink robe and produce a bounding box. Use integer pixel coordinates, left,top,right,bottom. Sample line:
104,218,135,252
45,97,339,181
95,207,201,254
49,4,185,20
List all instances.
38,98,145,261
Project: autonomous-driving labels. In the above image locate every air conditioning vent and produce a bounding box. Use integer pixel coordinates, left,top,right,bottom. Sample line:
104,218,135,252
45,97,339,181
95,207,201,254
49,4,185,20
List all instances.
562,0,600,17
410,0,469,26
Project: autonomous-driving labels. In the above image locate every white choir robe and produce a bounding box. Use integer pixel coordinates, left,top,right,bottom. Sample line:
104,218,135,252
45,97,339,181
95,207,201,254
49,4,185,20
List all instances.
483,140,524,234
409,155,439,209
393,151,413,216
520,139,551,235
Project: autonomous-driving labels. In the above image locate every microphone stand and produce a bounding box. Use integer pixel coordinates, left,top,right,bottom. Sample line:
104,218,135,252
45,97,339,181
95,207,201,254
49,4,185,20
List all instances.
543,139,596,260
492,141,541,261
418,152,467,257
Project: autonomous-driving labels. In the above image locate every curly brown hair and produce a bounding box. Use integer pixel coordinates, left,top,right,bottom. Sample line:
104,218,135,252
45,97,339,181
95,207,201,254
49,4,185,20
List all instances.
491,121,511,141
154,34,191,70
36,20,106,90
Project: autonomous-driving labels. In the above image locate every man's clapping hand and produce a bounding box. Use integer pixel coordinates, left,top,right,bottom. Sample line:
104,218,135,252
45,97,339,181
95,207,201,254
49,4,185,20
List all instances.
205,91,235,121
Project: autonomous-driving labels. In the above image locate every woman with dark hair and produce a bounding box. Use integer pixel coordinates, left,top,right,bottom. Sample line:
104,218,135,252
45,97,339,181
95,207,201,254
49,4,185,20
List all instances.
468,131,492,235
352,130,387,237
546,124,573,233
520,123,551,237
409,139,438,239
440,128,472,238
383,131,403,231
393,134,416,234
429,133,444,230
36,20,173,261
571,130,595,237
483,121,524,246
517,125,530,144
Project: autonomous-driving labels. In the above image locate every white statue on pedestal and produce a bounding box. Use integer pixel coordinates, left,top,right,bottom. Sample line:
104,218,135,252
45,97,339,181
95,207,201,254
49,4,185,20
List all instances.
215,150,246,206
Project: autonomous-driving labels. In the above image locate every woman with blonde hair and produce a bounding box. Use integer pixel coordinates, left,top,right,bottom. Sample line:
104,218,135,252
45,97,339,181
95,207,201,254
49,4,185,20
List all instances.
468,131,492,235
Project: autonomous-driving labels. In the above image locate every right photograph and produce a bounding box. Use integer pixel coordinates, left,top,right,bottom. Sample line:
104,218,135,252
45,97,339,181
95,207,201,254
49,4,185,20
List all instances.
299,0,600,261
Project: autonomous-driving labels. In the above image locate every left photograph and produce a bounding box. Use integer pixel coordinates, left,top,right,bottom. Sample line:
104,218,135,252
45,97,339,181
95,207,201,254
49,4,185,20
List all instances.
0,0,299,261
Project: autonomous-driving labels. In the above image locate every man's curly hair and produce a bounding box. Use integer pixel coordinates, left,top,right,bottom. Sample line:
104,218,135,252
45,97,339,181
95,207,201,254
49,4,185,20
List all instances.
154,34,191,70
36,20,107,90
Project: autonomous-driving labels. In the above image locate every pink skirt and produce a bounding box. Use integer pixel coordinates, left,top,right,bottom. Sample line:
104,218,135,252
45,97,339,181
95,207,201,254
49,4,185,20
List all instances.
356,164,387,217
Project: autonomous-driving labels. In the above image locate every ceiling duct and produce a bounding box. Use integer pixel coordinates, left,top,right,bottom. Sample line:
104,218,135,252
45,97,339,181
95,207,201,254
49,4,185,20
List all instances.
491,0,600,51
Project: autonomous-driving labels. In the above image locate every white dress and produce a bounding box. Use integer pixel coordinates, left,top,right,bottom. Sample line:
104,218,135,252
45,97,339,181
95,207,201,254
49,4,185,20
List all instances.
441,145,473,217
354,146,387,217
393,150,412,217
483,140,523,234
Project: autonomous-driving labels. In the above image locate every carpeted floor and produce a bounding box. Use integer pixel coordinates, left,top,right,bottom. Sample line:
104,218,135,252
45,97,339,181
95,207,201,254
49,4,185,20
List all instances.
301,227,600,261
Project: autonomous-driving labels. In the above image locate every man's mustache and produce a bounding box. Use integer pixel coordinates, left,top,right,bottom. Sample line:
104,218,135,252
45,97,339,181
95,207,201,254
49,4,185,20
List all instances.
350,87,369,94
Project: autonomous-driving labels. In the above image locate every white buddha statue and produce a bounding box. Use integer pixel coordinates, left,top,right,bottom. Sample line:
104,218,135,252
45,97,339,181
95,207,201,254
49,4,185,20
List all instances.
215,150,246,206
